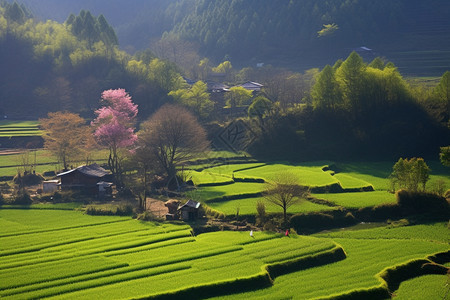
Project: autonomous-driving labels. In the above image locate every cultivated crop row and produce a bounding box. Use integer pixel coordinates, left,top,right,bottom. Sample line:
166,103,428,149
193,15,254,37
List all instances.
0,210,345,299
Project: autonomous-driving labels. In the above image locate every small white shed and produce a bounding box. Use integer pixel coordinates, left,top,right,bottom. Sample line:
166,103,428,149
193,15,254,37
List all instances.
42,180,59,193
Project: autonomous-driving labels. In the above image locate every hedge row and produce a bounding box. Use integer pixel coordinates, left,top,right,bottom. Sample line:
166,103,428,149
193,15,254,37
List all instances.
290,211,357,233
196,180,235,187
206,192,263,203
233,177,265,183
310,183,374,194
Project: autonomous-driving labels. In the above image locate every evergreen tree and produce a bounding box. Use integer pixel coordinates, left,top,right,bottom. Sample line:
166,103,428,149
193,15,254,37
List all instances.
311,65,342,110
335,51,366,110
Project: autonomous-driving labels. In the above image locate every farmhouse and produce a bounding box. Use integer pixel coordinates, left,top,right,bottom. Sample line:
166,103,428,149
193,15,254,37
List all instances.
238,81,264,92
57,163,113,197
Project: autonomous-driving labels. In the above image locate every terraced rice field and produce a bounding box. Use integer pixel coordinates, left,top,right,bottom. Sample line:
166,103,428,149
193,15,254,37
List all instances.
214,223,450,299
0,209,343,299
0,121,42,137
0,149,110,177
191,162,388,216
312,191,397,209
2,209,446,299
394,274,449,300
190,160,449,216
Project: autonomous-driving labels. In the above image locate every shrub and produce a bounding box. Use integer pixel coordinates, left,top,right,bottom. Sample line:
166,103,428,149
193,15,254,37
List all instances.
116,203,134,216
40,191,77,203
203,205,225,219
85,203,135,216
290,212,335,233
85,205,114,216
136,211,158,221
256,200,266,226
10,190,32,205
396,189,449,213
356,203,402,221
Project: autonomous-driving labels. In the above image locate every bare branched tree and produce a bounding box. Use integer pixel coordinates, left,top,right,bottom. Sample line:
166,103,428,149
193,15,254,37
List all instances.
263,172,309,226
137,104,210,190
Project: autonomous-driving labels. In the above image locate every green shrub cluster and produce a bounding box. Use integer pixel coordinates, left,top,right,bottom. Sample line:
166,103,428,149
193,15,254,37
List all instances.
290,211,357,233
396,189,449,214
202,205,225,219
85,204,134,216
356,203,403,221
6,190,33,205
40,191,76,203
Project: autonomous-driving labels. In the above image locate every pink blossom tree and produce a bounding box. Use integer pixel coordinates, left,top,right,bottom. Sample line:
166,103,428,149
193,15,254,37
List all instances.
92,89,138,187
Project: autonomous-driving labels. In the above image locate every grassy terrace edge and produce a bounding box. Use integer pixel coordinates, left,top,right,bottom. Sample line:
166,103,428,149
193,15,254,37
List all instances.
317,249,450,300
142,244,346,300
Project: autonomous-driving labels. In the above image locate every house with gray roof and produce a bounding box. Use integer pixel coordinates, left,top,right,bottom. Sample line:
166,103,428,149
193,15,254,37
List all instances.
57,164,113,196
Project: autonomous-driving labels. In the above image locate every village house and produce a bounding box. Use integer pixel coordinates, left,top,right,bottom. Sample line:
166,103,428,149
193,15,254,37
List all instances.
237,81,264,92
57,163,113,197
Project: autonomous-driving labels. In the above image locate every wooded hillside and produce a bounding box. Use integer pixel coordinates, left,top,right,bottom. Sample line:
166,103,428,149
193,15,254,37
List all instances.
12,0,450,75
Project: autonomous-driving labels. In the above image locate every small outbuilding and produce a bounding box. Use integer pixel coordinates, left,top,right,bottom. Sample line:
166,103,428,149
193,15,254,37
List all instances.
42,180,59,193
178,200,201,221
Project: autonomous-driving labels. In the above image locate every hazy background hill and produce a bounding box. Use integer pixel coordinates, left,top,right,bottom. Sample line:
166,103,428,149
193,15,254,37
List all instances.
11,0,450,76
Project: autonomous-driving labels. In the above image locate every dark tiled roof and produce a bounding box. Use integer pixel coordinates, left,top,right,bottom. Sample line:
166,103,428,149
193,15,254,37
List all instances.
57,163,109,178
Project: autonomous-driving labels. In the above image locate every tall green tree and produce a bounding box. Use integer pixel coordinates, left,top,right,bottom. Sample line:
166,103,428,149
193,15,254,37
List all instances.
311,65,342,110
248,96,273,130
335,51,366,110
390,158,431,192
169,81,214,118
435,71,450,102
225,86,253,108
434,71,450,121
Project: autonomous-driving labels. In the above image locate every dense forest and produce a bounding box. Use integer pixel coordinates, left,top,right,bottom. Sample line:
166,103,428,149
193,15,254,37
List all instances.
0,0,449,161
11,0,450,74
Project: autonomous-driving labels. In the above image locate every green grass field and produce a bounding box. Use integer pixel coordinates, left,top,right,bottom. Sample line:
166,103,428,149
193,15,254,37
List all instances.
213,223,449,299
0,149,110,177
0,120,42,137
0,209,344,299
207,196,336,216
312,191,397,209
190,160,449,216
394,274,449,300
1,209,447,299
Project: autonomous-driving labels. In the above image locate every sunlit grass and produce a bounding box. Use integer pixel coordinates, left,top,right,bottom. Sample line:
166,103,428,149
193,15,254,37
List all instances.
312,191,396,209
